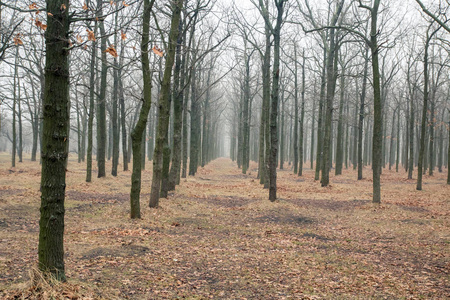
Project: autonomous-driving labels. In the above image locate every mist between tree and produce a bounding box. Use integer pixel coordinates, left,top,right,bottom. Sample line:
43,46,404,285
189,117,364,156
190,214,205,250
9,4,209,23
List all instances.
0,0,449,296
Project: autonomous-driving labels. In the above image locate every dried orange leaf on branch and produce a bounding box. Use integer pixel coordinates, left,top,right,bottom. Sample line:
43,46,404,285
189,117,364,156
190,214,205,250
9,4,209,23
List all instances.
34,18,47,31
86,29,96,41
122,1,129,7
105,45,118,57
47,12,53,16
61,4,66,10
82,2,89,10
14,34,23,46
121,31,126,40
28,3,38,10
77,35,83,44
152,46,163,57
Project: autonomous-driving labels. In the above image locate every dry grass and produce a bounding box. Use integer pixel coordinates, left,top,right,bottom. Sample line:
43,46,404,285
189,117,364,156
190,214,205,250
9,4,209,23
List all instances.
0,152,449,299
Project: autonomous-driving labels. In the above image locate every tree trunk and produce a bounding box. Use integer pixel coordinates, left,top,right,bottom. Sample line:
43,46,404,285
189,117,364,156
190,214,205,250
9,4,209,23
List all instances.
315,47,327,180
168,17,184,191
86,21,97,183
38,0,70,281
17,82,23,163
437,110,444,173
310,89,316,170
408,93,414,179
428,100,435,175
344,99,349,169
447,116,450,185
129,0,156,218
335,62,345,175
321,27,340,187
267,0,285,201
12,46,18,168
389,108,396,170
76,98,82,163
242,51,251,174
358,49,369,180
417,28,433,191
119,75,128,171
293,49,299,174
370,0,383,203
262,3,271,188
181,68,190,178
396,106,400,172
150,0,183,208
97,0,107,178
111,10,120,177
298,53,306,176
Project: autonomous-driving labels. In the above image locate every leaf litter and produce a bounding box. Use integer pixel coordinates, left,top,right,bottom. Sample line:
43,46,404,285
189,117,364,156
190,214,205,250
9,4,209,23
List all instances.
0,153,448,299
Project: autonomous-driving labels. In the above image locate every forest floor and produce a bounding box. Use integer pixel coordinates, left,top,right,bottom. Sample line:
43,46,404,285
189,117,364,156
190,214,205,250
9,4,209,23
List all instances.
0,152,449,299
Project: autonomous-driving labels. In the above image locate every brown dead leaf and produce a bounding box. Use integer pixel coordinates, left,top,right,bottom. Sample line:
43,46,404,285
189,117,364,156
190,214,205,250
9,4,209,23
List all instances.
152,46,163,57
86,29,96,41
105,45,118,57
28,3,38,10
13,34,23,46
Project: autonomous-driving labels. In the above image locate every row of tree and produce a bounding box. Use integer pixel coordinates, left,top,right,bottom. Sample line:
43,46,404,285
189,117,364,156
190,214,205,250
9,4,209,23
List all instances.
1,0,230,280
0,0,449,282
227,0,450,203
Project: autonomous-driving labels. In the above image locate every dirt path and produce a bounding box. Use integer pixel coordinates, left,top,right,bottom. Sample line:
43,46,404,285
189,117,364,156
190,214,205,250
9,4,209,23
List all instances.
0,155,449,299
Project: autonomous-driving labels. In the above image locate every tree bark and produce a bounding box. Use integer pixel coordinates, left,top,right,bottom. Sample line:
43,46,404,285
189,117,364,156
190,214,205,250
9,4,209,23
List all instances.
86,21,97,183
298,53,306,176
38,0,70,281
150,0,183,208
129,0,156,218
97,0,107,178
358,49,369,180
417,27,435,190
315,47,326,180
111,9,120,177
370,0,383,203
335,65,345,176
168,17,184,191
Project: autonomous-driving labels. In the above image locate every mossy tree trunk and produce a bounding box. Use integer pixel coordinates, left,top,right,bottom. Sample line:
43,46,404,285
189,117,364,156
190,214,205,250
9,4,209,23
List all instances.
150,0,183,208
129,0,156,218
